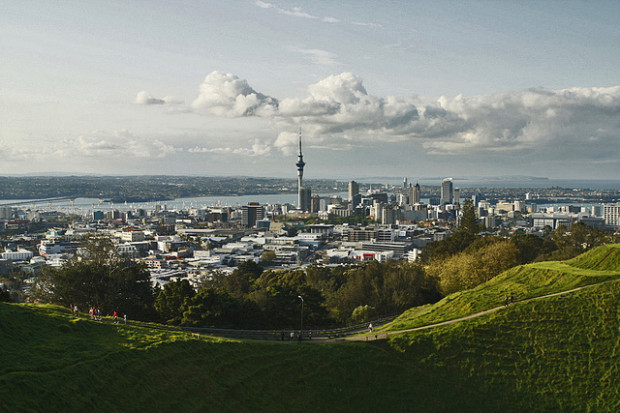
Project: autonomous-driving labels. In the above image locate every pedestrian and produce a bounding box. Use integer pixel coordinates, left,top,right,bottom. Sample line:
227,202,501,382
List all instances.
509,293,514,304
368,323,373,333
124,314,127,324
290,331,294,341
73,305,78,315
113,311,118,323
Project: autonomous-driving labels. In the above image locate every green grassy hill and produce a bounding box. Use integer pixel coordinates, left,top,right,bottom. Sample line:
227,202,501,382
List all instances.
388,243,620,331
1,245,619,412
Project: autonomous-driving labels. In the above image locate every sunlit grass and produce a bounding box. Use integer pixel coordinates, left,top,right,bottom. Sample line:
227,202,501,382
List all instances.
387,244,620,331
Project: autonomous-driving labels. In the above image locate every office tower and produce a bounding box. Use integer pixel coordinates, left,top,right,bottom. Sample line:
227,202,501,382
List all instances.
311,194,321,213
454,188,460,206
300,186,312,213
348,181,359,201
409,183,421,206
441,178,453,206
242,202,264,227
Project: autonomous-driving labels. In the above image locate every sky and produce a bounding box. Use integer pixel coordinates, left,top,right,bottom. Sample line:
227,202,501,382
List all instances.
1,0,619,180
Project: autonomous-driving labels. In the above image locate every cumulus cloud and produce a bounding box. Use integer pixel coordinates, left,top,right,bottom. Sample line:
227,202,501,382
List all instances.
271,74,620,162
138,69,620,167
191,71,278,117
278,72,419,136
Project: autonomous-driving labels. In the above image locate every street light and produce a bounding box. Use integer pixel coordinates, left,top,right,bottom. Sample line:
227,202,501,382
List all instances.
297,295,304,341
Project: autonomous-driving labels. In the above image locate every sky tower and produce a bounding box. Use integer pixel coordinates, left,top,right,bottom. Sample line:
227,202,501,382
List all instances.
296,129,306,209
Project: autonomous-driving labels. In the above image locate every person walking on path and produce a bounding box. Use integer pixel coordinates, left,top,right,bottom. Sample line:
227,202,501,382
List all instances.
368,323,373,333
113,311,118,324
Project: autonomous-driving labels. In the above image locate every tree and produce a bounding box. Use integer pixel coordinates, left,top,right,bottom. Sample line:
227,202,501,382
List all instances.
181,288,261,329
33,234,156,320
0,287,11,302
260,250,276,265
154,279,195,324
351,305,377,323
459,199,481,235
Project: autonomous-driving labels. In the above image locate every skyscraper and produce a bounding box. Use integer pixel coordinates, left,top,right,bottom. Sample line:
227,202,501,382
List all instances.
296,129,306,210
348,181,359,201
409,183,421,205
242,202,264,227
441,178,453,206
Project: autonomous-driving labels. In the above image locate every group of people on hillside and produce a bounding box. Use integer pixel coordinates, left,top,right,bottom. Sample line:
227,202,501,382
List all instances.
88,307,103,320
71,305,126,324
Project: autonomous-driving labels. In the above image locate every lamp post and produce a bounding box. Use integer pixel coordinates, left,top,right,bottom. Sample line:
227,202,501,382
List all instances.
297,295,304,341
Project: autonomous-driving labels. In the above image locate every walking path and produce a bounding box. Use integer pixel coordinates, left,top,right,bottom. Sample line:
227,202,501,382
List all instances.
322,284,594,343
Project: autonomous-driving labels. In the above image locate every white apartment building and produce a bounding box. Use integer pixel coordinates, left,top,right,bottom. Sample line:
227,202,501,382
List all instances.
603,203,620,229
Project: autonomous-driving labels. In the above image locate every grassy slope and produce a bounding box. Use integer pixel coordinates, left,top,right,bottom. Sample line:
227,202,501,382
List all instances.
388,244,620,331
389,279,620,412
0,303,490,412
1,245,619,412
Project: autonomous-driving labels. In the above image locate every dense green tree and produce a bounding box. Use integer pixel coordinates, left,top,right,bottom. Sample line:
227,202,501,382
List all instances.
430,240,520,295
260,250,276,265
33,235,156,320
351,305,377,323
0,287,11,302
154,279,195,324
181,288,261,329
459,199,482,235
510,233,556,264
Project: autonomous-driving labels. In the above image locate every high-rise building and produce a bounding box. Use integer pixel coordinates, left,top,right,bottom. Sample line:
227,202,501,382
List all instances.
409,183,421,206
242,202,264,227
454,188,460,206
603,203,620,229
441,178,453,206
296,129,306,210
299,187,312,213
348,181,359,202
311,194,321,213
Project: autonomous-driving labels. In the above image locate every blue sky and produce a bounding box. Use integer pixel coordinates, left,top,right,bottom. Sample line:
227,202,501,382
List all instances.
1,0,619,179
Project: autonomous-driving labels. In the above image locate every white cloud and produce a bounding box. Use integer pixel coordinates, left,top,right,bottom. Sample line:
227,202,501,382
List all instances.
291,48,339,66
191,71,278,117
189,139,271,156
253,1,339,24
135,91,165,105
135,91,183,106
139,70,620,168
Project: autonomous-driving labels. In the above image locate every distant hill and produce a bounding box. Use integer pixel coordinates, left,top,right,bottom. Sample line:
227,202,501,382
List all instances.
1,245,619,412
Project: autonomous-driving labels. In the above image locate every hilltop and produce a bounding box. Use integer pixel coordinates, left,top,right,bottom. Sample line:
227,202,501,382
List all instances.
1,245,619,412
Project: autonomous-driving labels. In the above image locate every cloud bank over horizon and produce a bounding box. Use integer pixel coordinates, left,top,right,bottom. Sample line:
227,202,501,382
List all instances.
133,71,620,168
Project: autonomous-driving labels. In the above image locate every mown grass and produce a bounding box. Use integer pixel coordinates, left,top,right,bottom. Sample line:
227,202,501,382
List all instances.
387,244,620,331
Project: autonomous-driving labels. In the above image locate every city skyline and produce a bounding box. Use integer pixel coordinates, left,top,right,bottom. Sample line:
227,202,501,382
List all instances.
2,1,619,179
